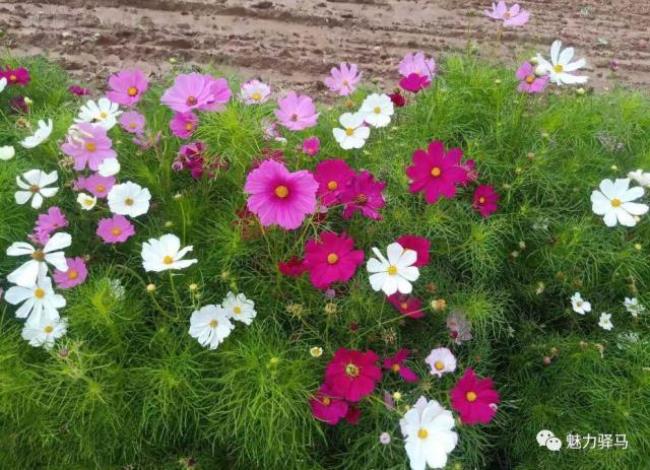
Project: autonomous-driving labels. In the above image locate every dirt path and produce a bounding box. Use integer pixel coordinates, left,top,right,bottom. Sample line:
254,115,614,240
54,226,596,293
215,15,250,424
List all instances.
1,0,649,95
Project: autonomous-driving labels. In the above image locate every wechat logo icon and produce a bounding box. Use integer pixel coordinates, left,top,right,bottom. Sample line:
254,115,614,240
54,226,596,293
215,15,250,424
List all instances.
537,429,562,452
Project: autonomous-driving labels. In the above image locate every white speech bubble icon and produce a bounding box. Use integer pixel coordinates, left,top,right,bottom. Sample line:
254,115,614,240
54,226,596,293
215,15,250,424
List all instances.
536,429,554,446
546,437,562,452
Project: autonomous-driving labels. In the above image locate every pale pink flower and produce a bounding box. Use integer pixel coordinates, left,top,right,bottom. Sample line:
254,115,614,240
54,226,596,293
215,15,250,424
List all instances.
323,62,361,96
484,1,530,27
274,92,319,131
398,52,436,79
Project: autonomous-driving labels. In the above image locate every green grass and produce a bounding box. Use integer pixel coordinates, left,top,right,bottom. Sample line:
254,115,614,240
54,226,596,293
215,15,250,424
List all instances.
0,54,649,469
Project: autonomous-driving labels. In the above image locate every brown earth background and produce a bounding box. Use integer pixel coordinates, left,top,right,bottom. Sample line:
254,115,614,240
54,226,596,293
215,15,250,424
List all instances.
1,0,649,95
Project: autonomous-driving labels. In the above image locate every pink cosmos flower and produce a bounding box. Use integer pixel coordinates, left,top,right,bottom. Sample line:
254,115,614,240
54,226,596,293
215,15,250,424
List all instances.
396,235,430,267
310,384,349,425
324,348,382,402
278,257,307,277
106,69,149,106
473,185,500,218
323,62,362,96
339,171,386,220
516,61,548,94
303,232,364,290
61,123,117,171
53,257,88,289
169,111,198,139
32,207,69,245
244,159,318,230
461,159,479,185
314,159,356,207
399,73,431,93
74,174,116,199
406,140,469,204
240,79,271,105
119,111,146,134
68,85,90,96
484,1,530,27
1,66,30,85
161,72,231,113
398,52,436,78
275,92,319,131
174,141,206,179
302,136,320,157
388,294,425,319
383,349,418,382
96,214,136,244
450,368,500,425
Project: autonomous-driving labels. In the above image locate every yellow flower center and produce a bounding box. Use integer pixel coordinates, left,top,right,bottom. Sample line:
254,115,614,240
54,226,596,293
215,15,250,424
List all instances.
373,106,382,114
185,122,193,131
96,184,106,193
34,288,46,299
387,265,398,276
327,180,338,191
345,363,360,377
31,250,45,261
209,319,218,328
322,396,331,405
430,166,441,177
233,306,242,315
85,141,96,152
251,91,262,101
345,127,355,136
9,74,17,82
434,360,445,370
525,75,535,84
163,255,174,265
553,64,564,73
417,428,428,439
111,227,122,236
124,197,134,206
274,185,289,198
30,184,40,193
100,111,108,119
391,363,401,372
129,123,137,129
611,198,622,208
400,302,409,310
44,325,54,334
83,198,94,206
466,391,478,402
127,86,138,97
67,270,79,280
478,196,486,204
327,253,339,264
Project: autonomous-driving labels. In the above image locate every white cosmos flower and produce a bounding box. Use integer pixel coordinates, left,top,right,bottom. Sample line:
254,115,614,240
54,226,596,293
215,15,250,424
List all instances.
628,169,650,188
4,275,66,322
15,169,59,209
107,181,151,217
535,40,588,85
240,79,271,105
591,178,648,227
141,234,198,272
189,304,234,350
333,112,370,150
22,315,68,350
20,119,53,149
359,93,394,128
77,192,97,211
222,291,256,325
598,312,613,331
367,242,420,296
623,297,645,318
0,77,7,93
98,157,121,177
400,396,458,470
6,232,71,287
424,347,456,378
0,145,15,160
571,292,591,315
75,97,121,130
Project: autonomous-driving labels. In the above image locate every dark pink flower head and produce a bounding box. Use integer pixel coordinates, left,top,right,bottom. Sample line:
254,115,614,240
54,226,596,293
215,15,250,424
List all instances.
53,257,88,289
460,159,479,185
388,294,425,319
339,171,386,220
396,235,430,267
406,140,468,204
106,69,149,106
309,384,349,426
10,96,29,113
169,111,198,139
1,66,30,86
161,72,231,113
303,232,364,290
399,73,431,93
324,348,382,402
302,136,320,157
61,123,117,171
314,159,356,207
278,257,307,277
32,206,69,245
389,90,406,108
275,91,319,131
383,349,419,382
74,174,116,199
450,368,500,425
173,141,207,179
68,85,91,96
244,159,318,230
516,61,548,94
96,214,136,244
473,185,500,218
119,111,146,134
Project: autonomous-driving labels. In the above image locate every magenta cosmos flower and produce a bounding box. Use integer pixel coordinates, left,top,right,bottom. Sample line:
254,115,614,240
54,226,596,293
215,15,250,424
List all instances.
339,171,386,220
53,257,88,289
484,1,530,27
314,159,356,207
398,52,436,78
302,136,320,157
450,368,500,425
309,384,349,426
399,73,431,93
473,185,500,218
68,85,90,96
406,140,469,204
1,66,30,86
275,92,319,131
324,348,382,402
32,206,69,245
516,62,549,94
388,294,425,319
383,349,418,382
119,111,146,134
323,62,362,96
244,159,318,230
96,214,136,244
74,174,116,199
303,232,364,290
106,69,149,106
161,72,231,113
61,123,117,171
169,111,198,139
396,235,430,267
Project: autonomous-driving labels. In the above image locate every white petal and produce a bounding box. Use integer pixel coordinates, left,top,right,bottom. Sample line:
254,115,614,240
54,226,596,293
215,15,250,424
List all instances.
368,272,387,292
7,242,35,256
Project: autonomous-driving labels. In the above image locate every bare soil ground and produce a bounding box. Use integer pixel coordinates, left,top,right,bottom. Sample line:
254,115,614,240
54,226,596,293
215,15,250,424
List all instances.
1,0,649,94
